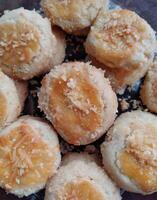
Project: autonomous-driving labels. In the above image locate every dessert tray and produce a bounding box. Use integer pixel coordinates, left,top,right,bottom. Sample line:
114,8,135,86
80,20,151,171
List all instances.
0,0,156,199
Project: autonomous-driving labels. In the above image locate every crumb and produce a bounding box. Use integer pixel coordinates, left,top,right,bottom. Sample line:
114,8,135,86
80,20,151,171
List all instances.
67,78,76,89
15,178,20,184
130,99,143,110
120,99,129,111
19,168,25,176
117,88,125,95
127,86,132,92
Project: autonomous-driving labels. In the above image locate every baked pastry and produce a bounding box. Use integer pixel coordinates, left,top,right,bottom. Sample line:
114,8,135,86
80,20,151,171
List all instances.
41,0,108,35
101,110,157,194
0,8,66,80
38,62,118,145
141,62,157,113
85,9,156,87
91,57,148,92
45,153,121,200
0,71,27,129
0,116,61,197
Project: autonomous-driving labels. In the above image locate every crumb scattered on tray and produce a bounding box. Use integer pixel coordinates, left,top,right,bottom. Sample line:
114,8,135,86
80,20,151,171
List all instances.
120,99,129,111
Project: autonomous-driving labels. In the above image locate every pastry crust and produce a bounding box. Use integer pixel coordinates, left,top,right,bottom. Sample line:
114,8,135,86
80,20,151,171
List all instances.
0,116,61,197
101,111,157,194
38,62,118,145
91,56,148,92
0,71,27,129
85,9,156,72
41,0,108,35
45,153,121,200
0,8,66,80
141,62,157,113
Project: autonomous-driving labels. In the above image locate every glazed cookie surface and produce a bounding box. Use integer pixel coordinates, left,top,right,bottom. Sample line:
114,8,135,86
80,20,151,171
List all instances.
0,71,27,129
101,111,157,194
0,8,66,80
0,116,61,197
45,153,121,200
41,0,108,35
141,62,157,113
38,62,118,145
85,10,156,82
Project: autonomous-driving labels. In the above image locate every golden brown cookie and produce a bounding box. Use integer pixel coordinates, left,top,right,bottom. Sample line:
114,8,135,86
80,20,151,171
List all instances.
0,71,27,129
85,10,156,90
0,8,66,80
41,0,108,35
38,62,118,145
0,116,61,197
45,153,121,200
101,111,157,194
141,62,157,113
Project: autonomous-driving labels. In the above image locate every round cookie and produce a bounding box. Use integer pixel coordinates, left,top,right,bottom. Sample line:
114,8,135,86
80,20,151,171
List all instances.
38,62,118,145
0,71,27,129
0,116,61,197
45,153,121,200
41,0,109,35
85,9,156,81
91,56,148,92
101,111,157,194
0,8,66,80
141,62,157,113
